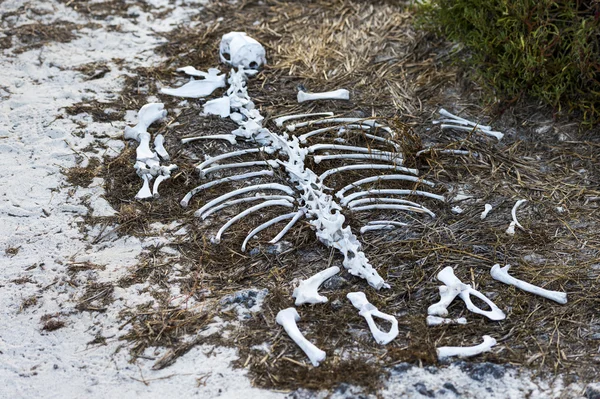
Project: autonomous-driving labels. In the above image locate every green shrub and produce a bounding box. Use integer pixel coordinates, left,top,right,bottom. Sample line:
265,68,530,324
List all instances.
417,0,600,124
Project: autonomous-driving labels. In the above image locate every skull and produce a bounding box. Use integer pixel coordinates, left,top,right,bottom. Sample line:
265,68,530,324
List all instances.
219,32,266,70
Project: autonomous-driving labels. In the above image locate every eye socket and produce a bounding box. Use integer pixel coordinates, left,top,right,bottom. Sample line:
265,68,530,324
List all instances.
221,52,231,62
249,61,258,69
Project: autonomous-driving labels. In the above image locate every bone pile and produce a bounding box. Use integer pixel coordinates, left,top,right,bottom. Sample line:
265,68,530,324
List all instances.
123,103,178,199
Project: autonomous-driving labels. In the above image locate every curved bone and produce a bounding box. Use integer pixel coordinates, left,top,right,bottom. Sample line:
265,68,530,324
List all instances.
480,204,493,220
336,175,435,199
201,160,279,177
313,153,403,164
195,147,268,172
200,195,295,219
348,198,435,218
241,212,298,252
180,170,275,207
190,183,295,214
319,164,418,181
152,175,170,198
269,209,305,244
440,124,504,141
276,308,326,367
490,264,567,304
341,189,445,206
153,134,169,160
416,148,474,157
212,200,294,243
135,174,153,200
352,204,432,216
274,112,334,127
293,266,340,305
347,292,398,345
511,199,527,231
426,316,467,326
286,118,391,133
308,144,394,155
181,134,237,145
297,89,350,103
368,220,409,227
437,335,497,360
124,103,167,141
506,221,517,235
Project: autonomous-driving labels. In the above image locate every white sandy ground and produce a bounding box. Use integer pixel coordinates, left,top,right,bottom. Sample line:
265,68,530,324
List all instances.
0,1,595,398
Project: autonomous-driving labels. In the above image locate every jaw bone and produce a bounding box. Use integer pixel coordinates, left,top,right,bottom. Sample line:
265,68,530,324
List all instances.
276,308,326,367
437,335,497,360
490,264,567,304
347,292,399,345
293,266,340,305
161,68,226,98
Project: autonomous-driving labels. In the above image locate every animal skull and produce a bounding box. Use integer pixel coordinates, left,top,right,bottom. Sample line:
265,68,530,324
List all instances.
219,32,266,70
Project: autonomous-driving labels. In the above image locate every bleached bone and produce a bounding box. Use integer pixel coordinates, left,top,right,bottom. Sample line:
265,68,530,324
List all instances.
490,264,567,304
347,292,399,345
293,266,340,305
426,315,467,326
124,103,167,141
511,199,527,231
313,153,403,164
319,164,418,181
153,134,170,160
416,148,475,157
348,198,435,218
201,160,279,177
135,174,153,200
352,204,433,216
428,266,505,321
241,212,298,252
481,204,493,220
341,189,445,206
189,183,295,213
505,221,516,235
336,175,435,199
220,32,266,70
360,220,408,234
297,89,350,103
180,170,275,207
269,209,305,244
440,124,504,141
201,195,296,219
181,134,237,145
152,165,178,198
161,68,226,98
451,206,464,214
299,124,400,150
435,109,492,130
212,199,294,243
203,97,231,118
437,335,497,360
286,118,392,134
276,308,326,367
136,132,156,161
308,144,395,155
274,112,334,127
369,220,410,227
195,147,269,172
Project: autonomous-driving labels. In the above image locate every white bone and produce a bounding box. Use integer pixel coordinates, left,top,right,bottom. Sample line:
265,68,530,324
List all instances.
437,335,497,360
293,266,340,305
195,147,269,172
189,183,295,213
161,68,226,98
180,170,275,207
153,134,169,160
360,225,395,234
135,174,153,200
319,164,418,181
176,66,223,78
308,143,395,155
440,124,504,141
349,199,436,218
481,204,493,220
297,89,350,103
203,97,231,118
269,209,304,244
181,134,237,145
152,175,170,198
341,189,445,206
136,133,158,162
313,153,404,164
436,108,492,130
299,124,400,149
451,206,464,214
201,160,279,177
352,204,432,216
426,316,467,326
416,148,475,157
336,175,435,199
368,220,410,227
490,264,567,304
241,212,298,252
274,112,334,127
220,32,266,70
212,199,294,243
276,308,326,367
506,221,516,235
347,292,399,345
511,199,527,231
286,118,391,133
124,103,167,141
200,195,294,219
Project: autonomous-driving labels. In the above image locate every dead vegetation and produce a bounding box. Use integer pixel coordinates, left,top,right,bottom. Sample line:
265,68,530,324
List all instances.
60,0,600,394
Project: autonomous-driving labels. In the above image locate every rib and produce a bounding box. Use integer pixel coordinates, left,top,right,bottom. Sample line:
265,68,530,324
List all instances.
440,124,504,140
180,170,274,207
196,147,268,172
347,198,436,218
213,200,295,243
308,144,395,155
241,212,298,251
341,189,445,206
336,174,435,200
201,160,279,177
313,153,403,164
416,148,475,157
199,195,296,219
286,117,392,133
269,209,305,244
152,175,169,199
351,204,432,215
319,164,418,181
299,124,399,149
181,134,237,145
360,224,405,234
368,220,409,227
273,112,334,127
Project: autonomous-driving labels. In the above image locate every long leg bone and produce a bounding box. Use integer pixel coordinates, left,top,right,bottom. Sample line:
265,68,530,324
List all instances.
200,195,296,219
269,209,305,244
276,308,326,367
195,147,269,172
212,199,294,243
341,189,445,206
153,134,170,160
426,316,467,326
437,335,497,360
189,183,295,213
201,160,279,177
274,112,334,127
181,134,237,145
319,164,418,181
297,89,350,103
124,103,167,141
347,292,399,345
241,212,298,252
314,153,404,164
439,124,504,141
490,264,567,304
336,175,435,199
435,108,492,130
293,266,340,305
180,170,275,207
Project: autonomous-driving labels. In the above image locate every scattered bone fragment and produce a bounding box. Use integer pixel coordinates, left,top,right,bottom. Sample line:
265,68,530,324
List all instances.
416,148,476,157
490,264,567,304
510,199,527,231
181,134,237,145
505,221,516,235
297,89,350,103
276,308,326,367
433,108,504,140
427,266,505,321
480,204,493,220
437,335,497,360
426,315,467,326
360,221,407,234
451,206,464,214
161,68,226,98
220,32,266,69
274,112,334,127
293,266,340,305
347,292,398,345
